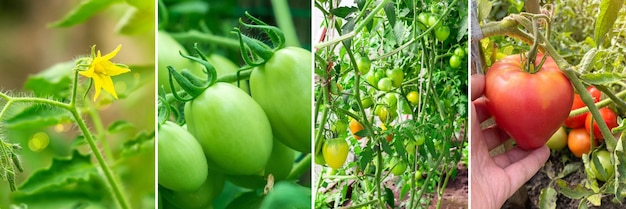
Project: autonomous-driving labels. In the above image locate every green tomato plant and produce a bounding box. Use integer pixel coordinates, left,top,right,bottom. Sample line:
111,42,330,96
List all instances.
314,0,469,208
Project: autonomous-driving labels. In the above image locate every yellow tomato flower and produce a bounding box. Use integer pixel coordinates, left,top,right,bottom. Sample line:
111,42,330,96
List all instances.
79,45,130,101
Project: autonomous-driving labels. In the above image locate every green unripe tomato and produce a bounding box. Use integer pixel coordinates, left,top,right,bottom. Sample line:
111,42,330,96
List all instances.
389,157,407,175
157,31,203,93
365,72,379,86
386,68,404,87
454,47,466,57
357,56,372,74
227,140,295,189
314,150,326,165
250,47,312,153
384,93,397,109
332,120,349,134
378,78,393,92
591,150,614,182
418,13,431,25
449,55,462,69
406,91,420,105
323,138,349,169
361,96,374,109
427,15,439,27
158,121,208,192
415,135,425,146
434,26,450,42
165,171,225,209
545,126,567,150
185,83,273,175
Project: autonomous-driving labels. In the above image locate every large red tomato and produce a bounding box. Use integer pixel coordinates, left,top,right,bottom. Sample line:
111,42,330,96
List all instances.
485,54,574,150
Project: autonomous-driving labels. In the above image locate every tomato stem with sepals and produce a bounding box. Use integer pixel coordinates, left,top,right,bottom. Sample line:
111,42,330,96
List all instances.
233,13,286,66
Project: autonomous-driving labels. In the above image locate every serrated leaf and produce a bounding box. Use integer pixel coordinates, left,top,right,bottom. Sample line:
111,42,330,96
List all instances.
539,187,557,209
477,0,492,22
580,72,625,85
49,0,120,27
121,131,155,157
594,0,625,45
107,120,134,133
358,147,373,170
556,162,582,179
3,104,73,129
330,7,358,19
341,17,356,47
117,7,155,35
555,179,594,199
457,13,469,42
14,173,110,208
384,1,396,27
587,193,602,206
24,61,74,100
18,150,97,194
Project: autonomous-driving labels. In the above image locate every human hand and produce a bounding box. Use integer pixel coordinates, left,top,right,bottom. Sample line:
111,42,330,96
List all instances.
470,73,550,209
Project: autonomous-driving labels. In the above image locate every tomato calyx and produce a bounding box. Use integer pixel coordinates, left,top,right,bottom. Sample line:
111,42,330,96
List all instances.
168,45,218,101
233,12,286,66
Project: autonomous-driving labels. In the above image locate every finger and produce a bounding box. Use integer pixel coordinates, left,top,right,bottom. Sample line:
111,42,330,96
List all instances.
473,97,491,123
482,125,511,150
471,74,485,101
502,146,550,195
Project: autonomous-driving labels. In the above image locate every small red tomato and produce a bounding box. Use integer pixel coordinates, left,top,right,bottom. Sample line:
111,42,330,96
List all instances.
586,86,602,103
585,107,618,140
564,94,586,128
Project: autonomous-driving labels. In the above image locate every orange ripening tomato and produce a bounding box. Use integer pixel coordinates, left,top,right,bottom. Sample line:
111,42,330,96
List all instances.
568,128,596,158
349,118,365,140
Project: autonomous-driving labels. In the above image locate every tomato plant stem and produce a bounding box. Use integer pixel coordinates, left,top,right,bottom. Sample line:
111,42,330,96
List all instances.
569,89,626,117
270,0,299,47
170,30,240,50
70,109,131,209
87,101,114,163
287,154,311,180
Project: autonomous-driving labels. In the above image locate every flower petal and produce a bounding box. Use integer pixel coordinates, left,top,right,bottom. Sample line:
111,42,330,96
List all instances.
102,45,121,60
100,74,118,99
104,64,130,76
91,74,104,101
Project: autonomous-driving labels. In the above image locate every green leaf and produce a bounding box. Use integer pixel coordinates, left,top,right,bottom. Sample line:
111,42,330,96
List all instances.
49,0,120,27
556,162,582,179
477,0,492,22
384,186,394,207
580,72,625,85
3,104,73,130
260,182,310,209
341,18,356,47
555,179,594,199
13,173,111,208
384,1,396,27
107,120,134,133
539,187,557,209
24,61,74,100
358,146,373,170
158,96,170,126
18,150,97,194
121,131,155,157
587,193,602,206
117,7,155,35
330,7,358,19
594,0,624,45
